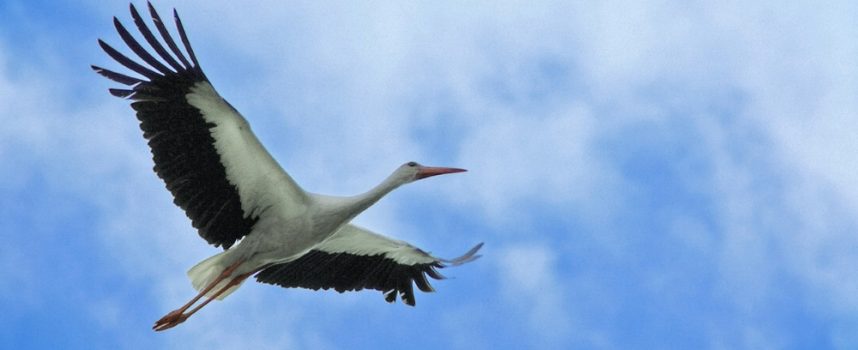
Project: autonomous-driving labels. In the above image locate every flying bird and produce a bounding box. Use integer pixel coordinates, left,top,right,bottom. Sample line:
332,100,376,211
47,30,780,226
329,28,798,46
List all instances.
92,2,482,331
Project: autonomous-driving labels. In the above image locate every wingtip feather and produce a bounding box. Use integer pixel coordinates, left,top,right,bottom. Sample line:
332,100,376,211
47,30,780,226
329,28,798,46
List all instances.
441,242,484,266
109,88,135,98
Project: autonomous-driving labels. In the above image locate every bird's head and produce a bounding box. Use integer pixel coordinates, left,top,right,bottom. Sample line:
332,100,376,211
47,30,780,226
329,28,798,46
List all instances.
395,161,467,184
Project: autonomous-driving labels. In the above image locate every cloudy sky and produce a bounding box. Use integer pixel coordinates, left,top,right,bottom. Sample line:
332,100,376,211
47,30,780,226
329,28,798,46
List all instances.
2,0,858,349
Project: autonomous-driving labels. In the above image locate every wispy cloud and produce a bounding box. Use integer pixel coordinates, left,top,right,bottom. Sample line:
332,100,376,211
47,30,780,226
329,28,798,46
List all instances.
498,244,574,347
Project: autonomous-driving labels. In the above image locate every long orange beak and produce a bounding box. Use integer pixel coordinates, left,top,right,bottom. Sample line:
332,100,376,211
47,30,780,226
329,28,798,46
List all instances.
416,166,467,180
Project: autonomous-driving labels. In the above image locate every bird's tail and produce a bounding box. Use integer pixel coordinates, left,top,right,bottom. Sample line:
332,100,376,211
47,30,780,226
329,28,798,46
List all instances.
187,251,243,300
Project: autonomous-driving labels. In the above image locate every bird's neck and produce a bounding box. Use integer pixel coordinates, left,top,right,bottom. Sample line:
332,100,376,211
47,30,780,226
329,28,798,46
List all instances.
349,174,404,214
311,173,405,237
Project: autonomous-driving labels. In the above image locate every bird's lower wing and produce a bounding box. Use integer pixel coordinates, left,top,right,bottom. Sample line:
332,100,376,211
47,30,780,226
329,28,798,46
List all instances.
255,224,483,306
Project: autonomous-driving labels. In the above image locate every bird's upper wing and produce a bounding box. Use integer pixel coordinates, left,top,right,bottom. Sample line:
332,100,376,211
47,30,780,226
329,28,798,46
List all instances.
255,224,483,306
93,3,306,249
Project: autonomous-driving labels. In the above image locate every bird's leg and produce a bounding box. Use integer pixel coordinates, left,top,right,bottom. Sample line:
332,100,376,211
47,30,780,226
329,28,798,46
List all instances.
152,259,244,331
178,267,261,321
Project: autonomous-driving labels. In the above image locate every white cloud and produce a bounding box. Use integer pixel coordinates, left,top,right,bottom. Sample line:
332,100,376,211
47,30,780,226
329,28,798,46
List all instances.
700,0,858,319
455,104,619,223
778,176,858,313
497,244,573,347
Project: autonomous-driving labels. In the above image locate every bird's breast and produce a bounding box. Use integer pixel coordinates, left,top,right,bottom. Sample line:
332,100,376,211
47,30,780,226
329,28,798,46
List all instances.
234,203,352,266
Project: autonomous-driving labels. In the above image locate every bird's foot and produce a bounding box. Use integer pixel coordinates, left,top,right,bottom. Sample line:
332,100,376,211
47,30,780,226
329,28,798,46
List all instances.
153,309,188,332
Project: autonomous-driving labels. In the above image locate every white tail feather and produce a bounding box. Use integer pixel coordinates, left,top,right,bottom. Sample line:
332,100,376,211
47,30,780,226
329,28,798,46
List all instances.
187,251,244,300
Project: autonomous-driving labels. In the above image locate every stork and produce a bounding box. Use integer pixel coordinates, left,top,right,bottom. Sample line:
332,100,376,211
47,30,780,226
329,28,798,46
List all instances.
92,2,482,331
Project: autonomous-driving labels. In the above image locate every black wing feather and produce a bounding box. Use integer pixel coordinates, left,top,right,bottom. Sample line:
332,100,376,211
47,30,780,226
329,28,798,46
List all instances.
109,88,135,98
92,65,143,85
173,9,202,71
255,251,445,306
97,39,159,80
255,243,482,306
93,3,257,249
129,3,185,72
113,17,173,75
148,2,192,69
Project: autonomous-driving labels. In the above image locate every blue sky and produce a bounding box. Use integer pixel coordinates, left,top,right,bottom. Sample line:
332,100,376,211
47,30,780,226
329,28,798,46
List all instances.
2,0,858,349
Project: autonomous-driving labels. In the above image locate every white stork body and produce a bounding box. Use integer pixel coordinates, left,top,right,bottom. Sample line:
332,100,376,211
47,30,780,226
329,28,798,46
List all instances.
92,2,482,331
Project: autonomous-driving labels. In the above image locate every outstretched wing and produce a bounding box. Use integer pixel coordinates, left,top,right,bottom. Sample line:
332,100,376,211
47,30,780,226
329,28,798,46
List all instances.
255,224,483,306
92,3,306,249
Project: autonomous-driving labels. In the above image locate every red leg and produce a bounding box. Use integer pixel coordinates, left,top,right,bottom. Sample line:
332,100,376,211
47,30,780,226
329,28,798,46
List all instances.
181,268,260,320
152,259,244,331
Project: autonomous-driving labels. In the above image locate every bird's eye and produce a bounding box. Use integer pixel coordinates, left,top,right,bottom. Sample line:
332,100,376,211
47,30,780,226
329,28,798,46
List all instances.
407,161,417,167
